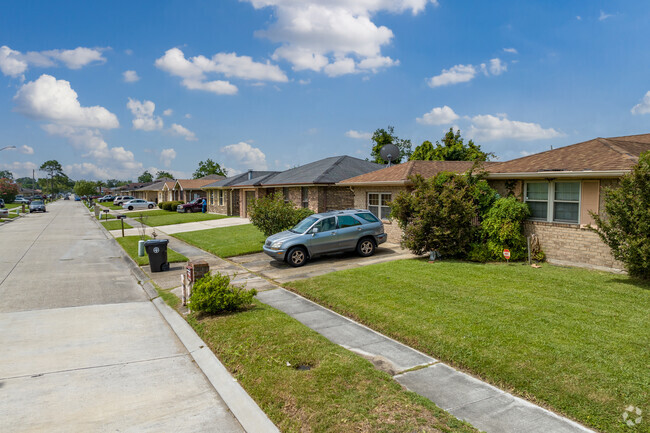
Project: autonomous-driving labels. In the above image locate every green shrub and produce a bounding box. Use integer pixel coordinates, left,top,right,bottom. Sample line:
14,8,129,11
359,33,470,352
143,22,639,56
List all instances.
480,197,530,261
390,173,479,257
592,151,650,279
467,242,492,262
158,202,164,209
190,272,257,314
248,192,315,237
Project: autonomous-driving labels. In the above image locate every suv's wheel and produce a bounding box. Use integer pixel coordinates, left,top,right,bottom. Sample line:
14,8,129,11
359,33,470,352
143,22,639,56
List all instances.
356,238,376,257
148,204,154,209
287,247,308,267
128,206,134,210
184,208,189,213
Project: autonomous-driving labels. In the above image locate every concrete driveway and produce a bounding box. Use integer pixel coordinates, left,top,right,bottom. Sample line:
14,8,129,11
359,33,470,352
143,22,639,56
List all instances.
230,243,418,283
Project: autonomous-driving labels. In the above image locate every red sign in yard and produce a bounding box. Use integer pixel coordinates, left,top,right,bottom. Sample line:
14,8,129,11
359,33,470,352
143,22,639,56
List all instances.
503,249,511,259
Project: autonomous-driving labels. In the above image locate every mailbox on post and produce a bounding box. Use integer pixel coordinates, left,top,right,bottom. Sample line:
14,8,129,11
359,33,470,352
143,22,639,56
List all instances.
182,260,210,307
116,214,126,237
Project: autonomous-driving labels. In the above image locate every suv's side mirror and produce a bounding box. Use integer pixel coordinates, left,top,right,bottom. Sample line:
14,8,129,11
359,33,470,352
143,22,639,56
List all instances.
311,227,319,236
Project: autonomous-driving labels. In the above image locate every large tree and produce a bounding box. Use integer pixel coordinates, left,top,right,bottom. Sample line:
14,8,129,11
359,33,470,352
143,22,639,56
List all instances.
74,180,98,198
193,158,227,179
155,170,174,180
0,170,13,180
592,151,650,279
138,170,153,183
410,128,494,162
370,126,412,164
39,160,65,196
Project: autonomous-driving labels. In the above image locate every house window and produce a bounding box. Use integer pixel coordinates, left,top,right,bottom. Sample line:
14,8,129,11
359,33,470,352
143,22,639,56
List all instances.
368,193,391,220
208,191,213,205
218,190,224,206
524,181,580,224
553,182,580,223
524,183,548,220
283,187,289,203
301,187,309,208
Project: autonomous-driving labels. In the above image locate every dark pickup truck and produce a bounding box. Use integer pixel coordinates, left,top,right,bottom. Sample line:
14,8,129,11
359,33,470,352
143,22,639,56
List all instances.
177,198,205,213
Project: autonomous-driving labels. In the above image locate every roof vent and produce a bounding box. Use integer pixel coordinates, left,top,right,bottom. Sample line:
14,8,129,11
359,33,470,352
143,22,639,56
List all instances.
247,169,253,180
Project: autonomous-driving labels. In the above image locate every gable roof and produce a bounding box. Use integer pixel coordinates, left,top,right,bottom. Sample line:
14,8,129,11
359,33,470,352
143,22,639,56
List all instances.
136,178,175,192
161,181,176,191
339,160,485,185
203,171,278,189
487,133,650,178
232,156,382,187
175,175,225,190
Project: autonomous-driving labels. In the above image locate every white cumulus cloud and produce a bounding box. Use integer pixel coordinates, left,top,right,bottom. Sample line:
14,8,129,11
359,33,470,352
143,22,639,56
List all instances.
246,0,431,76
631,91,650,115
220,141,268,170
468,114,562,141
428,64,476,87
155,47,289,95
13,74,119,129
19,145,34,154
0,161,38,178
0,45,106,77
123,70,140,82
488,58,507,75
160,148,177,167
503,48,518,54
345,130,372,140
416,105,459,125
163,109,173,116
168,123,197,141
127,98,163,131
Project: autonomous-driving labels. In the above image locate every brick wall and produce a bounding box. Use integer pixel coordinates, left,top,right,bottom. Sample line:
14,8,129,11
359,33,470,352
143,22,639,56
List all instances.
351,186,407,244
206,189,229,215
524,221,623,270
325,187,354,211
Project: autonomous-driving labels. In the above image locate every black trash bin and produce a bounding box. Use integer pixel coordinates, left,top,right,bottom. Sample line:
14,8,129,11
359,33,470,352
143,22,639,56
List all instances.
144,239,170,272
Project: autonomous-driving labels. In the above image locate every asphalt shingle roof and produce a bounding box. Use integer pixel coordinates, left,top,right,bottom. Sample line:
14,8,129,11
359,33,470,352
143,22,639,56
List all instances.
234,156,382,187
339,160,483,185
488,134,650,174
203,171,278,188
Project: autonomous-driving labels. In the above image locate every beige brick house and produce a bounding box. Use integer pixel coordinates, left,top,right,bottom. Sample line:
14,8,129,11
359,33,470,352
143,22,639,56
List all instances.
339,133,650,271
203,156,382,217
169,175,225,203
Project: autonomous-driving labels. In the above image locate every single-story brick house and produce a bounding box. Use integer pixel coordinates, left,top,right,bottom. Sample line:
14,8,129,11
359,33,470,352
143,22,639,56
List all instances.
340,134,650,271
131,178,174,203
203,171,278,215
203,156,382,217
166,175,225,203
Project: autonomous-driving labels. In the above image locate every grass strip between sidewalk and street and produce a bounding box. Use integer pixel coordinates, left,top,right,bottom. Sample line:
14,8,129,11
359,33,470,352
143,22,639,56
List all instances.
130,209,229,227
172,224,265,257
285,259,650,433
185,299,478,433
116,235,188,266
101,220,132,231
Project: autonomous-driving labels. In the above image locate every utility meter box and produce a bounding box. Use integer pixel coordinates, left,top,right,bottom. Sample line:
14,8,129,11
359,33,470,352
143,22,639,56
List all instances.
186,260,209,283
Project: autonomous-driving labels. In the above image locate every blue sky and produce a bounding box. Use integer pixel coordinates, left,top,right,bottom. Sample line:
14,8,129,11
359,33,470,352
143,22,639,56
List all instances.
1,0,649,180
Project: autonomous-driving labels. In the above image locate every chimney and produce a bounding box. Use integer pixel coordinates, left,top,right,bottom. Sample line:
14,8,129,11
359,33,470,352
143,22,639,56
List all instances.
247,169,253,180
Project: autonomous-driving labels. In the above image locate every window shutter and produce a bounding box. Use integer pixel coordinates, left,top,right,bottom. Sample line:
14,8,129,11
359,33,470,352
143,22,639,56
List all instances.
580,180,599,226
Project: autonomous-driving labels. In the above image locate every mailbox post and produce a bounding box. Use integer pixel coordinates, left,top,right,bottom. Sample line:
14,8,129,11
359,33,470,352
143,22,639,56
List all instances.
116,214,126,237
182,260,210,306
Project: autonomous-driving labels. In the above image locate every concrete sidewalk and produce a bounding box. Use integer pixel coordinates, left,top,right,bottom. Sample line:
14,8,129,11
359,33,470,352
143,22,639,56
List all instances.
0,201,277,433
142,233,596,433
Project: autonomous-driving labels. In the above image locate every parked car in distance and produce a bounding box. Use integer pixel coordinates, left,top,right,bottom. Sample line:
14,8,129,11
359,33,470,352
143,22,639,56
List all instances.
74,196,81,201
113,196,134,206
98,195,115,202
15,197,30,204
177,198,205,213
29,200,46,213
0,198,4,208
64,195,70,200
0,207,8,218
263,209,387,267
122,199,156,211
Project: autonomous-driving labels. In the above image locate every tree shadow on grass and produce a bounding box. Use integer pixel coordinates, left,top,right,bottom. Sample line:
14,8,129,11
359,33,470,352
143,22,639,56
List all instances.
607,277,650,290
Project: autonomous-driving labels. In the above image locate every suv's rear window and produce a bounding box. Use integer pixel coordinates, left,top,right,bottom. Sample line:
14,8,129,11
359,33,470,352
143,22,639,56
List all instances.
337,215,362,228
355,212,379,223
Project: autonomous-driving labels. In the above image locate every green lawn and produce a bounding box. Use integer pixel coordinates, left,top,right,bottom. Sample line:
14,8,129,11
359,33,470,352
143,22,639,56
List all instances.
129,209,229,227
101,220,132,230
115,235,188,266
101,203,124,210
173,224,265,257
286,260,650,433
186,299,477,433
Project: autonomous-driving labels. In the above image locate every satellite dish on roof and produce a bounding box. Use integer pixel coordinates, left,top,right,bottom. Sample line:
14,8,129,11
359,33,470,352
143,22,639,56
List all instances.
380,143,400,167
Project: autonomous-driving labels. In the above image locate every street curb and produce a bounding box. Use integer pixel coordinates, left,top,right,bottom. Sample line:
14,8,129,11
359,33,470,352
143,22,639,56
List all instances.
93,209,279,433
153,298,280,433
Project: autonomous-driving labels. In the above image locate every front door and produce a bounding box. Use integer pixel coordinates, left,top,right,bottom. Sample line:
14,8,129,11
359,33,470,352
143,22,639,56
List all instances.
232,191,240,216
245,191,255,217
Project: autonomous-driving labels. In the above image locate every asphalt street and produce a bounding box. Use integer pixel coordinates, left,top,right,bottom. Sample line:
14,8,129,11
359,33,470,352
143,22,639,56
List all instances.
0,201,245,432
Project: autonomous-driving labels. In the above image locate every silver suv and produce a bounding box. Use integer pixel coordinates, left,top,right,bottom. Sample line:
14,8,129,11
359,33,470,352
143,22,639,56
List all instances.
263,209,387,267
